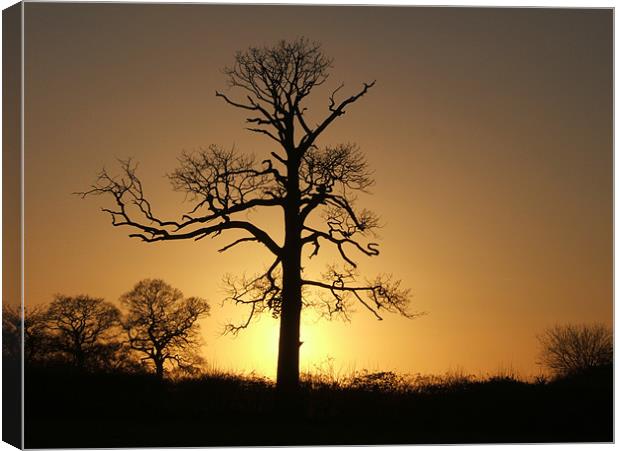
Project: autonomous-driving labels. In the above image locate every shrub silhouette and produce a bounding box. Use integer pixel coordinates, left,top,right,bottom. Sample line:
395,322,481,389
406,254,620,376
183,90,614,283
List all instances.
537,323,612,378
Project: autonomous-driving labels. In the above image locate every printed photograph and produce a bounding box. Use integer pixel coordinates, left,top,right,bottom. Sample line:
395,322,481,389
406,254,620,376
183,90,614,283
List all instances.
2,3,613,448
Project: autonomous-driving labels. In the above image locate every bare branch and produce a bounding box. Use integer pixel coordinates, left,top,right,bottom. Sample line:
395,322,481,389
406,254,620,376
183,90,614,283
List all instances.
299,144,376,225
222,38,332,120
222,258,282,334
218,237,257,253
302,267,418,321
215,91,259,111
80,150,283,257
246,127,281,143
302,226,379,267
301,80,376,150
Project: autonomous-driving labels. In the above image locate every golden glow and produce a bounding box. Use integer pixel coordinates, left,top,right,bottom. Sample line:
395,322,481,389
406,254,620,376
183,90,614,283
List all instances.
22,4,612,379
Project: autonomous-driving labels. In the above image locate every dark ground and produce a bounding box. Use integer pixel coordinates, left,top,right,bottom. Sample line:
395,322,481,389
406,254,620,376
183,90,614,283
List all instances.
23,365,612,447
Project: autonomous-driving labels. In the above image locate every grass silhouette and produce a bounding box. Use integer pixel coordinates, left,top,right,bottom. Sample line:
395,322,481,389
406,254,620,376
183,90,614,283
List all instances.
23,362,612,447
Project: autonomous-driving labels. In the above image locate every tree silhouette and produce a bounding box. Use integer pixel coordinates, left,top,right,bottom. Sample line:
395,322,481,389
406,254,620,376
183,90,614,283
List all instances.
46,295,121,369
2,305,22,361
81,38,414,395
537,323,613,378
120,279,210,379
22,306,50,364
3,305,59,365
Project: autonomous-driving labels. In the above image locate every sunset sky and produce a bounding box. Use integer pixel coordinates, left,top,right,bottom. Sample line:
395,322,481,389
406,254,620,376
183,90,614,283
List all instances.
21,4,612,379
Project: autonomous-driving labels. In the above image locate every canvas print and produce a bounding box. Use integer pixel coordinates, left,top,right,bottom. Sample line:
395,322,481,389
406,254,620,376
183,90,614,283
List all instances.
2,2,613,448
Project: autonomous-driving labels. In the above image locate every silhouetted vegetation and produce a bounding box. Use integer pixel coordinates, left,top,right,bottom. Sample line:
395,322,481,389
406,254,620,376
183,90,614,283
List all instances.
3,305,50,364
2,279,210,377
538,323,612,378
80,38,417,395
23,364,612,447
45,294,122,370
4,299,612,446
2,305,21,360
121,279,210,379
10,36,612,447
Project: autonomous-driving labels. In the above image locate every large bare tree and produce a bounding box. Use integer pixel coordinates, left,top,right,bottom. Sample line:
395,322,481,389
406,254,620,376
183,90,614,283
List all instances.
82,38,415,395
120,279,210,379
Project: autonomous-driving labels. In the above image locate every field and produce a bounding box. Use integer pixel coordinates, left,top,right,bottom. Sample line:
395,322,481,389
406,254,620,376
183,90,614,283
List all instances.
24,364,612,447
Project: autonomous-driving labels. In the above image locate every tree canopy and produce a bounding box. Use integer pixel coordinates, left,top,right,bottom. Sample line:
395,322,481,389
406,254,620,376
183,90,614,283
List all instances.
121,278,210,379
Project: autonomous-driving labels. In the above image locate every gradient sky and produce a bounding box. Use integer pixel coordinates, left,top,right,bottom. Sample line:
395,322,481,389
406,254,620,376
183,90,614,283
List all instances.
22,4,612,378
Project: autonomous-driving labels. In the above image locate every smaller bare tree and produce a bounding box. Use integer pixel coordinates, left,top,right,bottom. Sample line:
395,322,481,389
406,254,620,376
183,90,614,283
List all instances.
4,304,70,365
537,323,613,377
46,295,122,369
2,305,22,361
87,340,144,373
23,306,51,364
120,279,210,379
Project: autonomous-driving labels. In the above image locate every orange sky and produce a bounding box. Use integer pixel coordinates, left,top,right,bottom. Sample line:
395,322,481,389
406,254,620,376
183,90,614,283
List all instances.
21,4,612,379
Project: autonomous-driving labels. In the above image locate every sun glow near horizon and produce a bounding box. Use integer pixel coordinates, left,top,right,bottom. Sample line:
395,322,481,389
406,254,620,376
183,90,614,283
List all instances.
203,307,361,379
21,4,612,380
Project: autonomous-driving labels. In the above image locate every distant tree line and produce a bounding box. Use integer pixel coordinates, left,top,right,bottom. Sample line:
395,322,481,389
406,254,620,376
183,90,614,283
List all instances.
2,279,209,379
4,282,611,382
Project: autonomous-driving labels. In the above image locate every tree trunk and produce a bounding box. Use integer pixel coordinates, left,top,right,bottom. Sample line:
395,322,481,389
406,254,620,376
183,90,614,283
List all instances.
75,350,85,370
276,156,303,402
276,244,302,393
154,358,164,380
